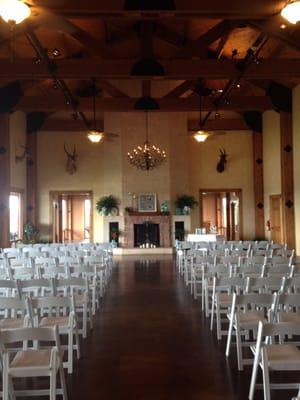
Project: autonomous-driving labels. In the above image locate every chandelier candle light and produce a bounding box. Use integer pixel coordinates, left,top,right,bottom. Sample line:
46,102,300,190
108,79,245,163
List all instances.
127,112,166,171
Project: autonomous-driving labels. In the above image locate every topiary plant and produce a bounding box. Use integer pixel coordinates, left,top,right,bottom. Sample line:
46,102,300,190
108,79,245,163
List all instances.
96,195,119,216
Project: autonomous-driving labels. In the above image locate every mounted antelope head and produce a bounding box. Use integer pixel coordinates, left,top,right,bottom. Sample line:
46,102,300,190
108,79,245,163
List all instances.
216,148,228,173
15,145,29,163
64,144,78,175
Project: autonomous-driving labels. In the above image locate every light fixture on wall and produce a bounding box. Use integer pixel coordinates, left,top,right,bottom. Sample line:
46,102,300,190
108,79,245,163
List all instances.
281,1,300,24
0,0,31,25
193,95,209,143
127,112,166,171
87,78,104,144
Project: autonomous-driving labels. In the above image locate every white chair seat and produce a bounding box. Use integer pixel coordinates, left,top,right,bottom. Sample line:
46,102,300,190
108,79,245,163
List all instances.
0,318,25,330
11,349,53,369
40,316,69,328
279,312,300,323
239,311,266,327
266,344,300,370
218,293,233,305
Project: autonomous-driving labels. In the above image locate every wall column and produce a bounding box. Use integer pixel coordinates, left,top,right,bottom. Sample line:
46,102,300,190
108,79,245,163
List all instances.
252,131,265,239
280,111,295,249
26,132,38,225
0,114,10,248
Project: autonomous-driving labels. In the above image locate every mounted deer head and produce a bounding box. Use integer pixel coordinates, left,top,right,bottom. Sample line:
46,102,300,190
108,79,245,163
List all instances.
15,145,29,163
216,148,228,173
64,144,78,175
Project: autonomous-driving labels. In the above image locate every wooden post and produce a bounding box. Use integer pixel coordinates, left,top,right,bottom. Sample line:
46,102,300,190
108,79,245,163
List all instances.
280,112,295,249
252,131,265,239
0,114,10,248
26,132,38,225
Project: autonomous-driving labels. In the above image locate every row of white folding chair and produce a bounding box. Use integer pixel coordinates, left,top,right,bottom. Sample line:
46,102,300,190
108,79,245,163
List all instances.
0,294,80,375
209,276,294,341
0,277,92,339
225,292,300,373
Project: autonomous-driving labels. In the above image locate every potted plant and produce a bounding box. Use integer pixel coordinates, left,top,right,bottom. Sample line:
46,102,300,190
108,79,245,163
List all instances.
23,222,39,243
175,195,198,215
96,195,119,216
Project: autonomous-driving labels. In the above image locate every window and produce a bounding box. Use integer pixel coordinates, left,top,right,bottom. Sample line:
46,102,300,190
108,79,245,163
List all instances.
84,198,91,241
9,192,22,241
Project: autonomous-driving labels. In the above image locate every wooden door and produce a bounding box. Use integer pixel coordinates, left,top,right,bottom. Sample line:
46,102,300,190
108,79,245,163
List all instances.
71,195,85,242
270,195,283,244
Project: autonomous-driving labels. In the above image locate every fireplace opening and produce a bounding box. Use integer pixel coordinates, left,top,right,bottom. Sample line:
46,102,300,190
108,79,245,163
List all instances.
134,222,160,247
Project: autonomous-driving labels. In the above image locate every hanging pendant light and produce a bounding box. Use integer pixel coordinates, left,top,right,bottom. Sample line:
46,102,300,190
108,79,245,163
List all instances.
127,112,166,171
193,95,209,143
281,1,300,24
87,78,104,143
0,0,30,25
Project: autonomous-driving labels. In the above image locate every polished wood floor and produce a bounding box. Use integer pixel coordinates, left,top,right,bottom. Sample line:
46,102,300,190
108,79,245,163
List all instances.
63,256,296,400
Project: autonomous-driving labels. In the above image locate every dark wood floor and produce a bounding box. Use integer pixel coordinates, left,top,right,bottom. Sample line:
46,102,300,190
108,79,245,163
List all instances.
65,256,295,400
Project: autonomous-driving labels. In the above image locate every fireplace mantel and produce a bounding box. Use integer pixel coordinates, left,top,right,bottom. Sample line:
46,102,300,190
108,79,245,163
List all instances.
127,212,170,217
124,214,171,248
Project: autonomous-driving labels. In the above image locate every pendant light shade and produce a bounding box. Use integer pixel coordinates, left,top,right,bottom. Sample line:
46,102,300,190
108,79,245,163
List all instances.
281,1,300,24
193,130,209,143
87,78,103,143
0,0,30,25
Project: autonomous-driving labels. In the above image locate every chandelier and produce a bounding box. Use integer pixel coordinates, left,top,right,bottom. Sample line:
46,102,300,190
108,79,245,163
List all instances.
127,112,166,170
0,0,31,25
281,1,300,24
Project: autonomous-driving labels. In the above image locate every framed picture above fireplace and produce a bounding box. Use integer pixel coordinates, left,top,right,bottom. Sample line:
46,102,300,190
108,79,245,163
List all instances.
138,193,157,212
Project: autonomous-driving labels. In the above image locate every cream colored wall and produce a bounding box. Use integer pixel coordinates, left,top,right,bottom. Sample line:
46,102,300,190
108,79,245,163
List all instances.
10,111,27,191
262,110,281,239
188,131,255,239
293,85,300,254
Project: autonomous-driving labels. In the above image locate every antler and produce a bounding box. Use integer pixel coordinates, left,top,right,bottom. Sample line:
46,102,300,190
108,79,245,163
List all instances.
73,145,77,158
64,143,72,158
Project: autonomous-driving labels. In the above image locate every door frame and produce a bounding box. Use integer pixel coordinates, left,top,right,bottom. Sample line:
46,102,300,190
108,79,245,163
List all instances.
269,194,283,244
199,188,243,240
49,190,93,243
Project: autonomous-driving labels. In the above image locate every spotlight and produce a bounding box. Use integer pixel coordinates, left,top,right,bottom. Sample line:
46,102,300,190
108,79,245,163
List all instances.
217,89,224,93
52,48,61,57
52,81,58,90
215,111,221,119
224,97,230,105
280,24,287,29
253,57,262,65
33,56,41,65
236,82,241,89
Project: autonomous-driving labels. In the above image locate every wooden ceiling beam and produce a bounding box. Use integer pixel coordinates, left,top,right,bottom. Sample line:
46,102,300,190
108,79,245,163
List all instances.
97,80,129,97
163,80,196,98
154,24,186,48
17,96,272,112
41,0,282,20
248,17,300,53
176,20,234,58
40,117,249,132
2,58,300,80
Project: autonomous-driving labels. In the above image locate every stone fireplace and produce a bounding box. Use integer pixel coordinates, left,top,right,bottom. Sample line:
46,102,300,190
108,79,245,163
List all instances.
124,213,171,248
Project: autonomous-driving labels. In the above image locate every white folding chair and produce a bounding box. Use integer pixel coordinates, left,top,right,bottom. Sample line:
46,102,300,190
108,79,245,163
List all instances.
225,292,275,371
54,277,93,338
28,295,80,374
249,321,300,400
0,326,68,400
0,297,30,330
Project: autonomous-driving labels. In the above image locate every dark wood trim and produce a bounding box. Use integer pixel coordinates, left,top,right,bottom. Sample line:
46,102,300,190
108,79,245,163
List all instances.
26,132,38,225
252,132,265,239
0,114,10,248
280,112,295,249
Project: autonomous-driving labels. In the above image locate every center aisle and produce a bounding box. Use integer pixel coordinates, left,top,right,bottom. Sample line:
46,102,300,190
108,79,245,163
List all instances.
67,255,253,400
